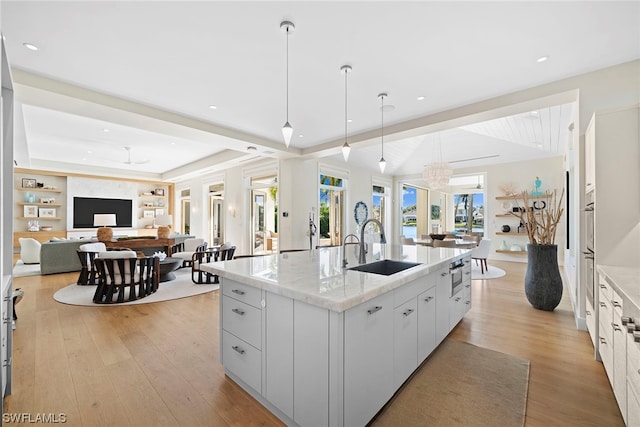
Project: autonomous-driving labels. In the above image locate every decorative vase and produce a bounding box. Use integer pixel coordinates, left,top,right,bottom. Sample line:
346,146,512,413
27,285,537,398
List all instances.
500,240,508,250
524,244,562,311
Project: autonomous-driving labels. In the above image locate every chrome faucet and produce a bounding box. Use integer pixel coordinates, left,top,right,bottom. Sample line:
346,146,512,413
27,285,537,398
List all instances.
342,233,360,268
359,218,386,264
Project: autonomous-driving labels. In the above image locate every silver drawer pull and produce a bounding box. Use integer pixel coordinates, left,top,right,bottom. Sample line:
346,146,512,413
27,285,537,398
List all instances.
424,296,434,302
232,345,245,355
600,337,607,345
367,306,383,315
465,301,471,305
232,308,245,316
231,289,245,296
612,322,621,332
464,272,471,275
600,302,607,308
402,308,414,317
586,310,591,315
465,284,471,288
455,297,461,302
441,272,448,277
612,301,622,308
600,284,607,289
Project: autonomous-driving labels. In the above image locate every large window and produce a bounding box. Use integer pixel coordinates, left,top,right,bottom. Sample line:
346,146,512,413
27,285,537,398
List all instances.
401,184,429,240
319,174,344,246
452,193,484,234
372,183,390,234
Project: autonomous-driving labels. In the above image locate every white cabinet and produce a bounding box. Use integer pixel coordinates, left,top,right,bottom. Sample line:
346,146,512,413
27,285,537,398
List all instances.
417,286,436,363
344,291,394,427
265,292,293,419
598,279,614,387
393,297,418,389
628,325,640,426
585,299,596,348
611,290,626,422
435,266,451,344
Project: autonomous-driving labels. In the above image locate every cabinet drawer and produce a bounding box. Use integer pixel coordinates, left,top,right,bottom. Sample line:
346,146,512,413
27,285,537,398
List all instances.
222,295,262,349
598,277,612,303
599,331,614,388
611,289,623,317
599,297,613,337
628,333,640,401
222,280,262,308
222,330,261,392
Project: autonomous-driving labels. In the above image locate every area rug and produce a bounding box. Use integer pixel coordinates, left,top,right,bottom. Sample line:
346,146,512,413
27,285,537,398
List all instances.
471,262,506,280
12,260,41,277
53,269,217,306
372,339,529,427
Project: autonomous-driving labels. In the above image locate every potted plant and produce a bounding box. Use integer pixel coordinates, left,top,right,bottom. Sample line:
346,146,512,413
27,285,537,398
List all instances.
511,189,565,311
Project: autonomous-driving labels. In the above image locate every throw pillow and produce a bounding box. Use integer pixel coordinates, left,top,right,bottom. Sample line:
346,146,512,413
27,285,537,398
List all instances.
19,237,41,264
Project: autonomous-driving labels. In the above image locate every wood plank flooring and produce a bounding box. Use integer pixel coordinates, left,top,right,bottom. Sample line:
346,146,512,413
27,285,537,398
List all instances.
4,260,624,426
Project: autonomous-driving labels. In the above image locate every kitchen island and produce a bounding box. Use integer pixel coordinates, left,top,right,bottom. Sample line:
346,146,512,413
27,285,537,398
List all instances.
201,244,472,427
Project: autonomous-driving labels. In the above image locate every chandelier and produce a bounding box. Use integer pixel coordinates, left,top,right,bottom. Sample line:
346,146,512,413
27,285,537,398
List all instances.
423,134,453,189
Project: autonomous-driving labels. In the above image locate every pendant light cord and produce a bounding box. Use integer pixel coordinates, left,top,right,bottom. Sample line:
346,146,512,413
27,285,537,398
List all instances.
381,94,384,158
344,69,348,143
286,26,289,122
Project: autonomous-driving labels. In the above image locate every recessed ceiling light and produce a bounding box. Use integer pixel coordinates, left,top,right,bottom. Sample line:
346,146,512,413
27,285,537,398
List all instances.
82,157,87,161
23,42,38,51
208,105,217,110
347,119,353,123
170,142,176,145
298,134,304,138
417,96,425,101
87,150,92,154
536,56,549,63
102,128,109,133
537,143,543,148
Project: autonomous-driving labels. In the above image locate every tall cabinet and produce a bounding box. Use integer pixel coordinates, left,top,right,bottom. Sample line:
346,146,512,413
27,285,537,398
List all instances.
1,38,15,404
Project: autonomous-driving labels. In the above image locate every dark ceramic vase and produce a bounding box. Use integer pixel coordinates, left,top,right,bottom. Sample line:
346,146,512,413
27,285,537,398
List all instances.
524,244,562,311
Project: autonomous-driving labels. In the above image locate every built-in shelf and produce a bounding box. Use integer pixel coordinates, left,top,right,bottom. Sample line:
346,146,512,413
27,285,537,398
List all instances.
495,194,552,200
16,216,62,221
17,187,62,193
495,231,527,235
17,202,62,207
496,249,527,254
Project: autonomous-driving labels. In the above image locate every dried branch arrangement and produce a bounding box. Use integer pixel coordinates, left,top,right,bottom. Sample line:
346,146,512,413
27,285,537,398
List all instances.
510,189,565,245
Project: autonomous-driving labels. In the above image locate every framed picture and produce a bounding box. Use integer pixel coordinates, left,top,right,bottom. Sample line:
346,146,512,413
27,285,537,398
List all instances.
23,205,38,218
22,178,37,188
154,188,165,196
143,210,155,218
154,208,164,216
39,207,56,218
431,205,441,220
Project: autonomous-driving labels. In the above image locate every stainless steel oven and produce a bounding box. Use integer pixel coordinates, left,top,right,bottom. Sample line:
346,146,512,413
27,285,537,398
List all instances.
450,259,465,296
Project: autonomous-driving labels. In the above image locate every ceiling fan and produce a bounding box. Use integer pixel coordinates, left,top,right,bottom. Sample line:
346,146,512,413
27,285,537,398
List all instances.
122,146,149,165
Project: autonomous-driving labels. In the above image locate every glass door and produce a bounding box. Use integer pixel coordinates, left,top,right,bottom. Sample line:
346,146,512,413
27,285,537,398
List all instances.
252,190,266,254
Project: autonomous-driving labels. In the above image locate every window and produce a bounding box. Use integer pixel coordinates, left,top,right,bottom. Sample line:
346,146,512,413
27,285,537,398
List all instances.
372,184,390,234
250,175,278,254
319,174,344,246
208,183,224,246
401,184,429,240
180,189,190,235
452,193,484,234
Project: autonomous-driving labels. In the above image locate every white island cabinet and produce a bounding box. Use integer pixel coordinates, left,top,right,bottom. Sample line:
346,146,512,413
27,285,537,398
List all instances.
206,244,472,427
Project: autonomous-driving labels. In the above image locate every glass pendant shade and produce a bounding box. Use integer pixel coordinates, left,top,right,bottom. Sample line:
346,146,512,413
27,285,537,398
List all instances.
282,121,293,147
379,157,386,174
342,141,351,162
422,162,453,189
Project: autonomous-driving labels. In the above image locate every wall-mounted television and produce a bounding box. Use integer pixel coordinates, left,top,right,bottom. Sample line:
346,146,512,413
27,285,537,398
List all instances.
73,197,133,229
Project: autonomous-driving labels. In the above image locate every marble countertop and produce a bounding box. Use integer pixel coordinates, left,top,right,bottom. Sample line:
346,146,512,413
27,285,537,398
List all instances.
597,265,640,317
201,244,470,312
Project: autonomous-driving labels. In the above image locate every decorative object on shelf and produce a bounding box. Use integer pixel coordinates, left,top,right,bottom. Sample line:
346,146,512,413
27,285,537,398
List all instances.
27,220,39,232
38,207,56,218
340,64,352,162
154,188,165,196
143,210,154,218
23,192,35,203
153,251,167,261
423,132,453,189
533,200,546,210
498,182,518,197
354,201,368,228
510,244,522,252
40,226,53,231
40,197,55,204
517,221,525,234
500,201,511,213
531,176,543,195
500,240,508,251
501,225,511,232
23,205,38,218
511,189,565,311
280,20,295,147
94,213,117,242
155,214,173,239
21,178,36,188
154,208,165,217
378,92,387,174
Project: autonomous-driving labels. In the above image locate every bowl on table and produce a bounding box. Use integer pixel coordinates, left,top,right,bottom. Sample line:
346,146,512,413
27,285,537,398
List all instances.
429,234,447,240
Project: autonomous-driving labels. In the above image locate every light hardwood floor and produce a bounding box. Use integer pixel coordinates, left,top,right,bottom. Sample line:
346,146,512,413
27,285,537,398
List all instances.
4,260,624,426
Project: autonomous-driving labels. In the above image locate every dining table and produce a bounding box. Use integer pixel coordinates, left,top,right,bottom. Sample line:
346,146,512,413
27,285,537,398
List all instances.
414,238,477,249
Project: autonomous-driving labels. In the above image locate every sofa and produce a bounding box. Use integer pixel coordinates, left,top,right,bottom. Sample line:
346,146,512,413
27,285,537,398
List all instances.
39,234,193,275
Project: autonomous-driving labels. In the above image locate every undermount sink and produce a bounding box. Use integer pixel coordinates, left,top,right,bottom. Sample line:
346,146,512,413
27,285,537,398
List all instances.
348,260,421,276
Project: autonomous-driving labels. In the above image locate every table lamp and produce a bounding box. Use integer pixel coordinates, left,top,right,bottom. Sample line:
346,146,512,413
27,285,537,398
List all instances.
155,214,173,239
93,214,117,242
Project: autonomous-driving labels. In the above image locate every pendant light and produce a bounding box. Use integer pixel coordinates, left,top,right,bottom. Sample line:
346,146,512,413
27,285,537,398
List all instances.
422,132,453,189
341,64,352,162
378,92,387,174
280,21,295,147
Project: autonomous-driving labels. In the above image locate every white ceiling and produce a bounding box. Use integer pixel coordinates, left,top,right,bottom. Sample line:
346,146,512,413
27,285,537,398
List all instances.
2,1,639,181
